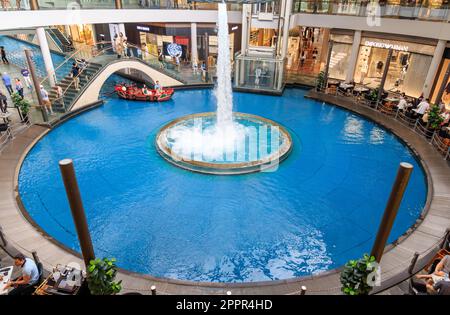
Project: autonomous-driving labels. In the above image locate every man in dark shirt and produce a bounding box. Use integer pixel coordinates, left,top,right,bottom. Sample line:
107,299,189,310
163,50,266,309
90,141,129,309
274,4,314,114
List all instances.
1,46,9,64
71,62,80,90
0,92,7,113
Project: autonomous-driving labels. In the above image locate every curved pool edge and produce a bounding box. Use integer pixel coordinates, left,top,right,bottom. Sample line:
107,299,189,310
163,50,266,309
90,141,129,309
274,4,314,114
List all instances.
4,88,449,294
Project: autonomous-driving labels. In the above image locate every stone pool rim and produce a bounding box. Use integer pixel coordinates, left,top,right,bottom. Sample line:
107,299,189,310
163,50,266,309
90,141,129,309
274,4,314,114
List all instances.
155,112,293,175
9,88,445,292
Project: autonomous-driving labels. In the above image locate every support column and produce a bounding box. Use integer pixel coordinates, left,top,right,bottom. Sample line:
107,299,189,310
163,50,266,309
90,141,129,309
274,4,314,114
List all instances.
29,0,39,10
345,30,361,83
240,4,251,55
190,22,198,64
280,0,293,59
323,40,334,86
434,62,450,106
118,23,126,38
115,0,122,9
377,48,393,105
36,27,56,87
423,39,446,98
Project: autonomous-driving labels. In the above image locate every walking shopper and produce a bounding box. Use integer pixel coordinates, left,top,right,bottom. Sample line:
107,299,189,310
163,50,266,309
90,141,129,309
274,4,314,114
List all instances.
21,68,32,89
0,92,7,113
15,78,24,99
2,72,13,95
1,46,9,64
39,85,54,115
71,62,80,91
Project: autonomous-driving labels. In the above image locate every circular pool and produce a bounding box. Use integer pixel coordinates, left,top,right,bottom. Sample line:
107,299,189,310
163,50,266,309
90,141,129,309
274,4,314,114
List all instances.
18,88,427,282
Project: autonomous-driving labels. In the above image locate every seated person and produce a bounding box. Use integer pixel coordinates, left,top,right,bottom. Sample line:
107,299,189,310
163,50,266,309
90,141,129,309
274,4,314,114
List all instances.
397,93,410,112
154,80,162,91
411,98,430,119
142,85,150,95
414,255,450,291
426,276,450,295
5,254,39,295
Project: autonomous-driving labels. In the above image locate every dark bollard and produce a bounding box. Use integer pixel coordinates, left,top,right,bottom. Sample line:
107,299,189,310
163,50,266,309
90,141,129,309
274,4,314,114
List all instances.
408,252,420,274
151,285,156,295
300,286,307,295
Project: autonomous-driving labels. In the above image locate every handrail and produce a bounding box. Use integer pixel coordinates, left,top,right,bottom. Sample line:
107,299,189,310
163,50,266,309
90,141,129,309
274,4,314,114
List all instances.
39,40,115,86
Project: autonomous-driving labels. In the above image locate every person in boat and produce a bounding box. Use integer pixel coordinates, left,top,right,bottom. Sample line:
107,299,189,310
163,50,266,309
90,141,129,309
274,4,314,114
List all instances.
142,85,150,96
154,81,163,97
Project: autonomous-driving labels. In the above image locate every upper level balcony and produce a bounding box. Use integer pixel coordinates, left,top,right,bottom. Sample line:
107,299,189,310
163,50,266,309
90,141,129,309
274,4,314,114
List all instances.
292,0,450,23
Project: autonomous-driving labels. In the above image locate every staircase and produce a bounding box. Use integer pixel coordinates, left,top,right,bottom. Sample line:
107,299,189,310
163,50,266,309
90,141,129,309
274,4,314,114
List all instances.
47,28,75,53
48,62,103,113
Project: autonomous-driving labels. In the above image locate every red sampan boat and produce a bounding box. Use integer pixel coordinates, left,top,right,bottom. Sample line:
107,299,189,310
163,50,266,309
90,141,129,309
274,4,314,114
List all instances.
114,84,174,102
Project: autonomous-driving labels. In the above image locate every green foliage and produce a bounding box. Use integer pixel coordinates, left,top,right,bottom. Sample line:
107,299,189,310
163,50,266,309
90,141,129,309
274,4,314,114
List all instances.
340,254,377,295
366,88,379,102
427,104,444,130
11,92,31,116
87,258,122,295
316,71,326,91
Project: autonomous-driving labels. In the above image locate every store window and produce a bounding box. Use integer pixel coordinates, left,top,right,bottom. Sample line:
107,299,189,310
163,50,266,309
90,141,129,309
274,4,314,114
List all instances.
353,37,435,97
431,57,450,106
328,34,354,81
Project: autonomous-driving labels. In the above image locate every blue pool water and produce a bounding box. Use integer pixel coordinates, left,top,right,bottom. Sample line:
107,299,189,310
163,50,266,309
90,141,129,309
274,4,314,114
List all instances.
18,88,427,282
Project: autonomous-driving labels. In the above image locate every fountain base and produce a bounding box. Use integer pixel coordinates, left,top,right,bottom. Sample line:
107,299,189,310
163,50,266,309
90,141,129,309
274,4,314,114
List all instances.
155,112,292,175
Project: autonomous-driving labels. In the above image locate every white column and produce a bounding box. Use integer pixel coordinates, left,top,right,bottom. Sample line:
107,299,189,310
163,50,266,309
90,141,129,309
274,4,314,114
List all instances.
36,27,56,87
190,22,198,63
118,23,126,37
280,0,293,59
345,30,362,83
240,4,251,55
422,39,446,98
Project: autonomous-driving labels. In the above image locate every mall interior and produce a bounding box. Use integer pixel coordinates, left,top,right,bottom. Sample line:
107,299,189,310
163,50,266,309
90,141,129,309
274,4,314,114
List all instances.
0,0,449,296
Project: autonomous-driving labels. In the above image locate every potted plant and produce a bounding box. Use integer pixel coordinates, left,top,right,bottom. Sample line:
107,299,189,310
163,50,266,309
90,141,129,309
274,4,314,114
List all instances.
340,254,378,295
426,104,444,131
11,92,31,123
87,258,122,295
316,71,326,92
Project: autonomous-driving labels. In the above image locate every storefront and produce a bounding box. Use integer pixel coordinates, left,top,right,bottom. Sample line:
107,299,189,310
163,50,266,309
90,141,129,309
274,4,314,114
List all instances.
57,24,95,46
285,27,328,76
353,37,435,97
328,33,354,81
430,48,450,106
125,23,238,65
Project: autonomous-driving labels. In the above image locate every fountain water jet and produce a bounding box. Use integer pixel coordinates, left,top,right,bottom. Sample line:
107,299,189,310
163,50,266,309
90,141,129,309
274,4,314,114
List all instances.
155,3,292,174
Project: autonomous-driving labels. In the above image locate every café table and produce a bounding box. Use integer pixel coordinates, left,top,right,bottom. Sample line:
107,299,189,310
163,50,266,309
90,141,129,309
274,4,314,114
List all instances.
0,266,14,295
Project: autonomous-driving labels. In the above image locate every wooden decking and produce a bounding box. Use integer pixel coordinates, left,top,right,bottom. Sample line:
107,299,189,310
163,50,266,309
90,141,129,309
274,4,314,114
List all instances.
0,91,449,294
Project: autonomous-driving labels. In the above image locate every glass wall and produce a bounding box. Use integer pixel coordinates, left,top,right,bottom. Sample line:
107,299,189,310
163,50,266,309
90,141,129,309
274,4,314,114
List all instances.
431,57,450,105
234,55,285,93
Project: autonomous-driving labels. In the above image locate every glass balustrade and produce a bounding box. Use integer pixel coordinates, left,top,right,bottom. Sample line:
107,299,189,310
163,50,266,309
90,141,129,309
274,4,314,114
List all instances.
292,0,450,22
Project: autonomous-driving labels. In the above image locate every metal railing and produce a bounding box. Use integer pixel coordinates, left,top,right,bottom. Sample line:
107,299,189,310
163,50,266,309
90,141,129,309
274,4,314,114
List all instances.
319,83,450,161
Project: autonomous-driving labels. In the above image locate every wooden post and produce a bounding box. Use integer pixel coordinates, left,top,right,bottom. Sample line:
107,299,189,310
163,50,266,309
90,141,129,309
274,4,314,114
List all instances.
151,285,156,295
370,162,413,262
59,159,95,268
115,0,122,9
24,49,48,122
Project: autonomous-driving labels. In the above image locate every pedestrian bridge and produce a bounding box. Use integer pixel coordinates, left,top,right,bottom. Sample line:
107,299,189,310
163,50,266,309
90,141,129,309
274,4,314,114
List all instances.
71,58,184,112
